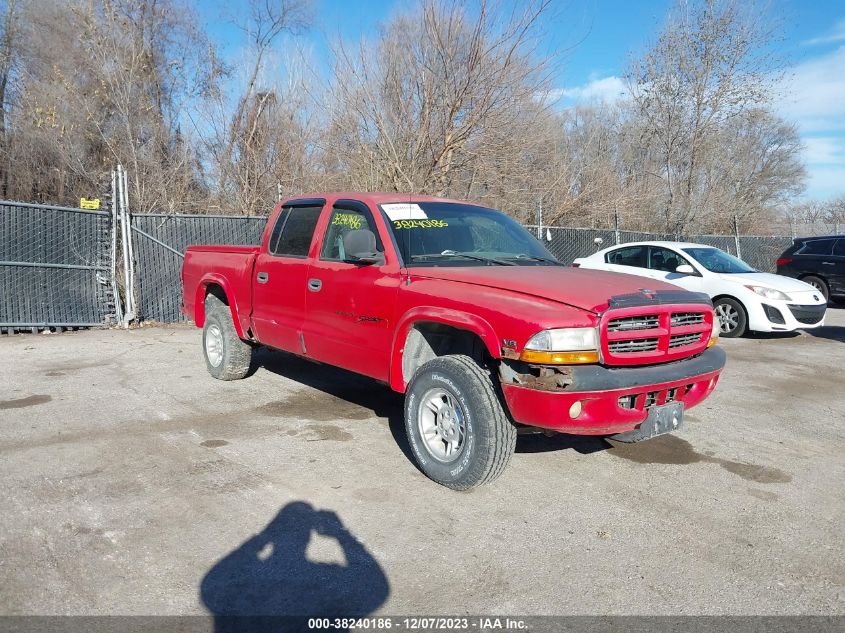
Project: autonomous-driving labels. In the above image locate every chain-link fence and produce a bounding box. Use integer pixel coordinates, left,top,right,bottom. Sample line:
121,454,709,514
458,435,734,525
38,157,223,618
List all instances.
0,201,116,331
0,199,810,330
535,226,793,272
132,214,266,322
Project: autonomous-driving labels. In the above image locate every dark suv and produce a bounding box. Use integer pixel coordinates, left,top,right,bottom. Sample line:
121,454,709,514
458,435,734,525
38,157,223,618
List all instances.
776,236,845,303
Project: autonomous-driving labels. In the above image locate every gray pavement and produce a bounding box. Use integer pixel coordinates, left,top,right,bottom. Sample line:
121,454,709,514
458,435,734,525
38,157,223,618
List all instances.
1,310,844,616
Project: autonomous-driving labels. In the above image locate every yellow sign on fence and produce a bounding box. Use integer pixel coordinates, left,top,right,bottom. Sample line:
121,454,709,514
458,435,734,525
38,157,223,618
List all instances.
80,197,100,210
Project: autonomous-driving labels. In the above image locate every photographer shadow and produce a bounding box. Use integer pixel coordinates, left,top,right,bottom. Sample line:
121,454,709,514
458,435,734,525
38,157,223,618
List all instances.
200,501,390,633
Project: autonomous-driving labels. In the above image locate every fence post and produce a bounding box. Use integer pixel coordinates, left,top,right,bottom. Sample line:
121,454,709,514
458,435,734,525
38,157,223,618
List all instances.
537,200,543,240
733,213,742,260
124,168,137,321
110,169,124,324
614,207,620,245
117,165,136,325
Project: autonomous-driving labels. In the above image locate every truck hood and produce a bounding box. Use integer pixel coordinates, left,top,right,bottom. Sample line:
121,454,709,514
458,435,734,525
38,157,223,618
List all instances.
411,266,685,313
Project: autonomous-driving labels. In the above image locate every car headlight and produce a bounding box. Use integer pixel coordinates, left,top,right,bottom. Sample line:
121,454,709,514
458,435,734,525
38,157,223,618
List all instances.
707,316,720,347
745,285,790,302
520,327,599,364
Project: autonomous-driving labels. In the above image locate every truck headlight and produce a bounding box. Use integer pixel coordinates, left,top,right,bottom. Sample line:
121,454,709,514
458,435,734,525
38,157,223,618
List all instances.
745,285,790,302
707,316,720,347
520,328,600,364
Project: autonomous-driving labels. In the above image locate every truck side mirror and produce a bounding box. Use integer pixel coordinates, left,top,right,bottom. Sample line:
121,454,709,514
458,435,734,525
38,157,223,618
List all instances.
675,264,696,275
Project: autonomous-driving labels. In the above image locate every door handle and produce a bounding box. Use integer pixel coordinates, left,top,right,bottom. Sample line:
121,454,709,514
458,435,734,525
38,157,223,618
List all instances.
822,262,835,266
307,278,322,292
257,271,269,283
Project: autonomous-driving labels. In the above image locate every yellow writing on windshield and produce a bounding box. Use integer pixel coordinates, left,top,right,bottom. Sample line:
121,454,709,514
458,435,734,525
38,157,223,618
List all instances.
393,219,449,229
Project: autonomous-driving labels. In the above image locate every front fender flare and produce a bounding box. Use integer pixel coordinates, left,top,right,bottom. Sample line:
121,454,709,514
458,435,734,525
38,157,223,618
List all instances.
389,307,501,392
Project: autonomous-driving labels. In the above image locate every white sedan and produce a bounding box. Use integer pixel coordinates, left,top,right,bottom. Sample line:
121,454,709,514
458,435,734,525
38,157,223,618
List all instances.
573,241,827,337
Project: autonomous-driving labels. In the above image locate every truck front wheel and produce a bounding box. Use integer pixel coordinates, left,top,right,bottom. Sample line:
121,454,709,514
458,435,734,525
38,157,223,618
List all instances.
202,299,253,381
404,355,516,490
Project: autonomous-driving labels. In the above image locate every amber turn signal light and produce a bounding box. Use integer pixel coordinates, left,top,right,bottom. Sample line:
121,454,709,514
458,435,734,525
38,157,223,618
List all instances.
519,350,600,365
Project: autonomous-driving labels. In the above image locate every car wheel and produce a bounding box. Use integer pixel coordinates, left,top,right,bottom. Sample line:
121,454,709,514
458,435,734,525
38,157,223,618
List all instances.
802,275,830,303
404,355,516,490
714,297,747,338
202,297,253,380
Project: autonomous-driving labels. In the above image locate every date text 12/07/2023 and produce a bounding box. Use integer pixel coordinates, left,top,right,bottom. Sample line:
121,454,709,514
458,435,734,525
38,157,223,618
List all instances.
306,616,528,630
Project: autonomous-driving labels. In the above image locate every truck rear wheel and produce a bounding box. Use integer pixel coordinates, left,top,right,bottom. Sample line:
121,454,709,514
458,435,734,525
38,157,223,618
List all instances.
202,299,253,381
404,355,516,490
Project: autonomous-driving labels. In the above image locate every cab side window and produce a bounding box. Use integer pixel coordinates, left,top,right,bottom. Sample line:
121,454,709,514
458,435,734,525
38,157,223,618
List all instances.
271,205,322,257
267,207,290,253
647,247,690,272
320,206,384,261
606,246,646,268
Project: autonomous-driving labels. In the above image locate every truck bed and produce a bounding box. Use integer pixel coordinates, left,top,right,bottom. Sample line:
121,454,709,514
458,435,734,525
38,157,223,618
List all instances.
181,245,260,331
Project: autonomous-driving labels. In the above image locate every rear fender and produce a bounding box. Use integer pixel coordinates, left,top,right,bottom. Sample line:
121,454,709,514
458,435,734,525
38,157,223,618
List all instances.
389,307,501,392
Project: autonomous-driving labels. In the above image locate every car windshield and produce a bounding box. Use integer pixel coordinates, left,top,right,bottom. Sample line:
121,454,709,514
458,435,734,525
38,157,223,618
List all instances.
381,202,557,266
682,247,755,273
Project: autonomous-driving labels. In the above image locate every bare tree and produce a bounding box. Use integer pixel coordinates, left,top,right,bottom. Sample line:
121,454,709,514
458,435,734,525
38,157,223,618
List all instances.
0,0,811,231
3,0,218,210
0,0,20,198
626,0,792,233
326,0,556,201
198,0,311,215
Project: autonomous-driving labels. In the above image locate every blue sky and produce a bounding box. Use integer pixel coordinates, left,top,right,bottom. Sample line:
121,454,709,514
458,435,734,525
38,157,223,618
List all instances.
198,0,845,201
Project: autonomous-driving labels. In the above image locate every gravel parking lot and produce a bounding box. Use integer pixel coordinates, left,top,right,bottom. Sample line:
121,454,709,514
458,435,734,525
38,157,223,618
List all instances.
2,309,844,617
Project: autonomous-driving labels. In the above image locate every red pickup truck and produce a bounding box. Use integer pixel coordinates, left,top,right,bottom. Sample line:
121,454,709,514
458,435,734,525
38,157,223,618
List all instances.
182,193,725,489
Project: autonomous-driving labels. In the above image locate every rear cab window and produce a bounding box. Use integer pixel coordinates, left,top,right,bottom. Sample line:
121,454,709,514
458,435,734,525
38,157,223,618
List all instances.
269,205,323,257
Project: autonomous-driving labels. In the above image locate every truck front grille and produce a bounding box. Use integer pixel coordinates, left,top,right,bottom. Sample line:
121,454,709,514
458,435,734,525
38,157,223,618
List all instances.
607,315,660,332
669,333,703,348
601,304,713,366
608,338,659,353
670,312,704,327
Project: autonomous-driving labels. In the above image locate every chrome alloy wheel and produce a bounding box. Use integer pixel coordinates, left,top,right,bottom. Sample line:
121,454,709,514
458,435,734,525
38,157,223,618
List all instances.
205,324,224,367
417,388,467,463
715,302,740,334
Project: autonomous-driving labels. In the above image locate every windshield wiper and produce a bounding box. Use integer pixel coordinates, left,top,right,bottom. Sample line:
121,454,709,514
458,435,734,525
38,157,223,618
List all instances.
508,254,565,266
411,251,517,266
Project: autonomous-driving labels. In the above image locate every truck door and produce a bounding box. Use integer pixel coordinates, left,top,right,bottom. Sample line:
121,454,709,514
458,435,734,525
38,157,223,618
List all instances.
251,201,324,353
303,201,400,381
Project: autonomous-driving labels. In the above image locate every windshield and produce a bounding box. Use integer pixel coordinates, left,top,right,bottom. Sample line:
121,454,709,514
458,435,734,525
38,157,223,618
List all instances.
380,202,556,266
682,247,755,274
